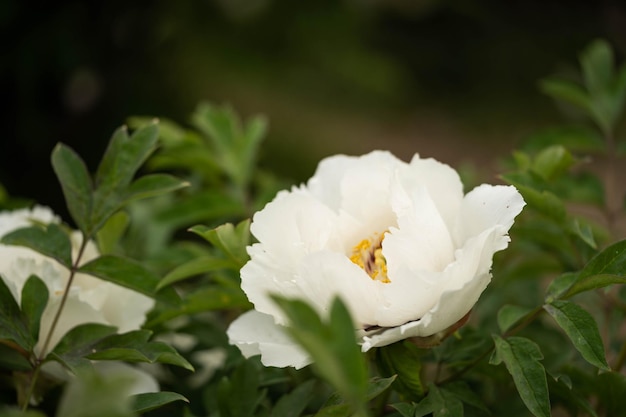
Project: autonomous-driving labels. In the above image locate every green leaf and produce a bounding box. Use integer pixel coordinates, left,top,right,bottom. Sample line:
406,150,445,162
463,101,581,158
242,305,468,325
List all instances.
52,323,119,355
548,373,597,417
323,376,396,409
157,255,234,289
596,372,626,417
91,124,160,231
578,239,626,277
131,391,188,414
561,239,626,298
391,403,417,417
490,336,550,417
443,381,489,413
146,286,250,326
545,272,579,300
55,368,137,417
88,339,194,371
580,39,614,96
1,224,73,268
239,115,268,185
146,142,220,180
217,359,263,417
96,211,130,255
95,124,159,192
539,78,591,111
270,380,316,417
366,376,397,401
413,395,435,417
190,219,251,268
155,190,246,228
567,218,597,249
521,126,605,154
314,404,352,417
124,174,189,203
544,300,609,370
127,116,189,147
82,329,192,371
272,296,368,416
578,39,621,134
49,323,118,372
192,103,238,155
190,102,267,188
21,275,48,344
0,277,32,350
497,305,535,333
566,274,626,299
376,341,424,400
181,286,250,312
51,143,93,234
531,145,575,181
428,383,464,417
0,343,32,371
50,327,193,372
500,173,566,221
78,254,180,305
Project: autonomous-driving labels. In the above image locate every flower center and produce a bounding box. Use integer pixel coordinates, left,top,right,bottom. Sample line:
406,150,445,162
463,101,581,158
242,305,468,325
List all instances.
349,231,390,283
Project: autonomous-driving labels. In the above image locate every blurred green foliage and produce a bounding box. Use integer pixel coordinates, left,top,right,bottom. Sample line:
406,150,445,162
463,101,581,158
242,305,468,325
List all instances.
2,4,626,415
2,0,625,221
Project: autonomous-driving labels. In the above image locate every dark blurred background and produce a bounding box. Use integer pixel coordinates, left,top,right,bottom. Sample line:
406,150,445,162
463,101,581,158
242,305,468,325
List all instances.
2,0,625,216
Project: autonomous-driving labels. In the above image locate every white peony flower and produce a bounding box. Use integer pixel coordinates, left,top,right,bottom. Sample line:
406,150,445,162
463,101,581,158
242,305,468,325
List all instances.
0,206,155,357
227,150,525,369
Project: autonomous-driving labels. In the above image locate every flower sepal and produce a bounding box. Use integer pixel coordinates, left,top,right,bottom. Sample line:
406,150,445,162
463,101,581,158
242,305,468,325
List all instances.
406,311,472,349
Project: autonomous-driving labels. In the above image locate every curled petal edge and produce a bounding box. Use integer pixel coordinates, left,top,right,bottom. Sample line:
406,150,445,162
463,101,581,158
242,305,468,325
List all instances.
227,310,311,369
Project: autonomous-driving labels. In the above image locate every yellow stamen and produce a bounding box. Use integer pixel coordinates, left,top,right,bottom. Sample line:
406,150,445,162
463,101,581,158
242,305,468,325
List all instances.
349,232,390,283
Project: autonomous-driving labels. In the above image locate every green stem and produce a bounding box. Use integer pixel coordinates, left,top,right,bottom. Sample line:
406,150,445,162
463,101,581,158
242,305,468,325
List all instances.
21,234,89,410
372,380,392,416
502,307,544,338
437,347,494,386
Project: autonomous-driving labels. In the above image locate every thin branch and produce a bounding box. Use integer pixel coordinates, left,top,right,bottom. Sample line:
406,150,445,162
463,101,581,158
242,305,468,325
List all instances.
22,233,89,410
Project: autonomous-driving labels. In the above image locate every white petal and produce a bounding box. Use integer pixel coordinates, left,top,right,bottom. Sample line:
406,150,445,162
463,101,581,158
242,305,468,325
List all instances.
402,156,464,228
98,284,154,333
250,190,342,265
361,226,509,349
454,184,525,247
243,190,346,322
0,205,59,237
37,293,109,356
295,251,385,327
188,348,228,388
227,310,311,369
376,267,442,328
307,151,401,212
387,185,455,272
309,151,401,234
372,185,456,327
92,361,160,395
1,256,66,306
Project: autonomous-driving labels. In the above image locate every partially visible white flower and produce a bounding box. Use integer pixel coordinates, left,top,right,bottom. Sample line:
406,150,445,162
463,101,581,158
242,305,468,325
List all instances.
188,348,227,388
92,361,160,395
0,206,154,356
55,361,159,415
41,360,160,397
227,151,525,368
